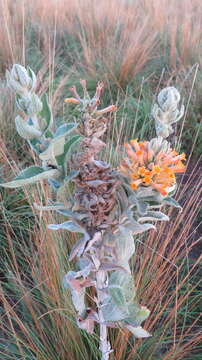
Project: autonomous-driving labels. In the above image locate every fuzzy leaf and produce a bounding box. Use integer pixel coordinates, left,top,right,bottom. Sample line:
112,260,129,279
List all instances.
163,196,182,210
0,166,59,188
108,271,135,306
39,123,78,163
99,263,127,272
138,211,169,222
126,325,151,338
102,298,129,322
56,135,81,166
129,195,148,215
54,123,77,138
63,170,79,183
125,305,150,327
15,116,42,140
56,209,88,221
114,226,135,272
63,271,86,315
69,233,90,261
39,137,66,162
39,93,53,135
48,221,86,233
123,220,156,234
77,310,96,334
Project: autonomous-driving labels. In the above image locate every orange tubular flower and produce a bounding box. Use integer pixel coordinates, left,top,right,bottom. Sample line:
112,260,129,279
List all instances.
120,138,186,196
64,97,80,104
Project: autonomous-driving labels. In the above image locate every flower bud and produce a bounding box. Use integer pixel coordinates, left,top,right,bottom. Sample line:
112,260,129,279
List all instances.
152,86,184,138
15,115,42,139
17,94,43,116
6,64,37,95
157,87,180,112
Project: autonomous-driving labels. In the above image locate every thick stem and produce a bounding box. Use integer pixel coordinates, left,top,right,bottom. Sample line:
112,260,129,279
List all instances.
96,269,112,360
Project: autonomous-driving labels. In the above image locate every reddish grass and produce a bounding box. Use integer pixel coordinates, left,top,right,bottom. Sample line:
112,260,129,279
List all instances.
0,0,201,84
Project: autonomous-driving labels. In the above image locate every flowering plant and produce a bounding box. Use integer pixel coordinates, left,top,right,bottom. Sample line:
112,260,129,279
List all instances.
1,65,185,359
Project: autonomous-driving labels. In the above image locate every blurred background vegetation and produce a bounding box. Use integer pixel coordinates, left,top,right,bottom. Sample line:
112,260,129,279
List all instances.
0,0,201,359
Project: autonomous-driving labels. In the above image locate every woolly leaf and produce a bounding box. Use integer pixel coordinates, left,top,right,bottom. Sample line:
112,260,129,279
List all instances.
102,298,129,322
125,305,150,327
123,221,156,235
114,226,135,272
39,137,66,162
39,123,78,163
108,271,135,306
54,123,77,138
129,195,148,215
77,310,96,334
163,196,182,210
48,221,86,233
63,272,86,315
56,135,81,166
69,233,90,261
39,93,53,135
15,115,42,140
126,325,151,338
138,211,169,222
0,166,59,188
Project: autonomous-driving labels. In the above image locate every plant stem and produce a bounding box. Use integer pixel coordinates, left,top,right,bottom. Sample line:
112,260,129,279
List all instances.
96,269,111,360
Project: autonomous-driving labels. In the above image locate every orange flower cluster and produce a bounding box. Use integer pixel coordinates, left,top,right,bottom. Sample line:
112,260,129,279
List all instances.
120,139,186,196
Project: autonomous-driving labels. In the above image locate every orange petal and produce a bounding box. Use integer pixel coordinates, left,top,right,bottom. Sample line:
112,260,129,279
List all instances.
96,105,117,115
64,97,80,104
152,183,168,196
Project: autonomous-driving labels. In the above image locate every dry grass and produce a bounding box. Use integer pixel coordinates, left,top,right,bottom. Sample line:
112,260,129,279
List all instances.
0,0,202,83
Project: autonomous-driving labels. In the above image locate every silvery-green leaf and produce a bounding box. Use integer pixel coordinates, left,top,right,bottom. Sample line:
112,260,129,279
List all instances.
136,187,161,199
108,271,135,305
69,233,90,261
126,325,151,338
48,178,61,190
63,272,86,315
28,138,41,154
56,135,81,166
123,221,156,235
77,310,95,334
15,115,42,140
102,298,129,322
116,186,129,212
99,263,127,272
6,70,27,95
48,221,86,233
108,286,125,307
64,170,79,182
163,196,182,210
71,287,86,314
77,258,93,278
114,226,135,272
56,209,87,221
125,304,150,327
138,211,169,222
0,166,59,188
27,67,37,92
11,64,31,88
39,94,53,135
27,93,43,115
129,195,148,215
16,94,42,116
54,123,77,138
39,124,78,164
39,137,65,163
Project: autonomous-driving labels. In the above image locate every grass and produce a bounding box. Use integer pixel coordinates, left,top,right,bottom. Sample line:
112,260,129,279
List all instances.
0,0,201,359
